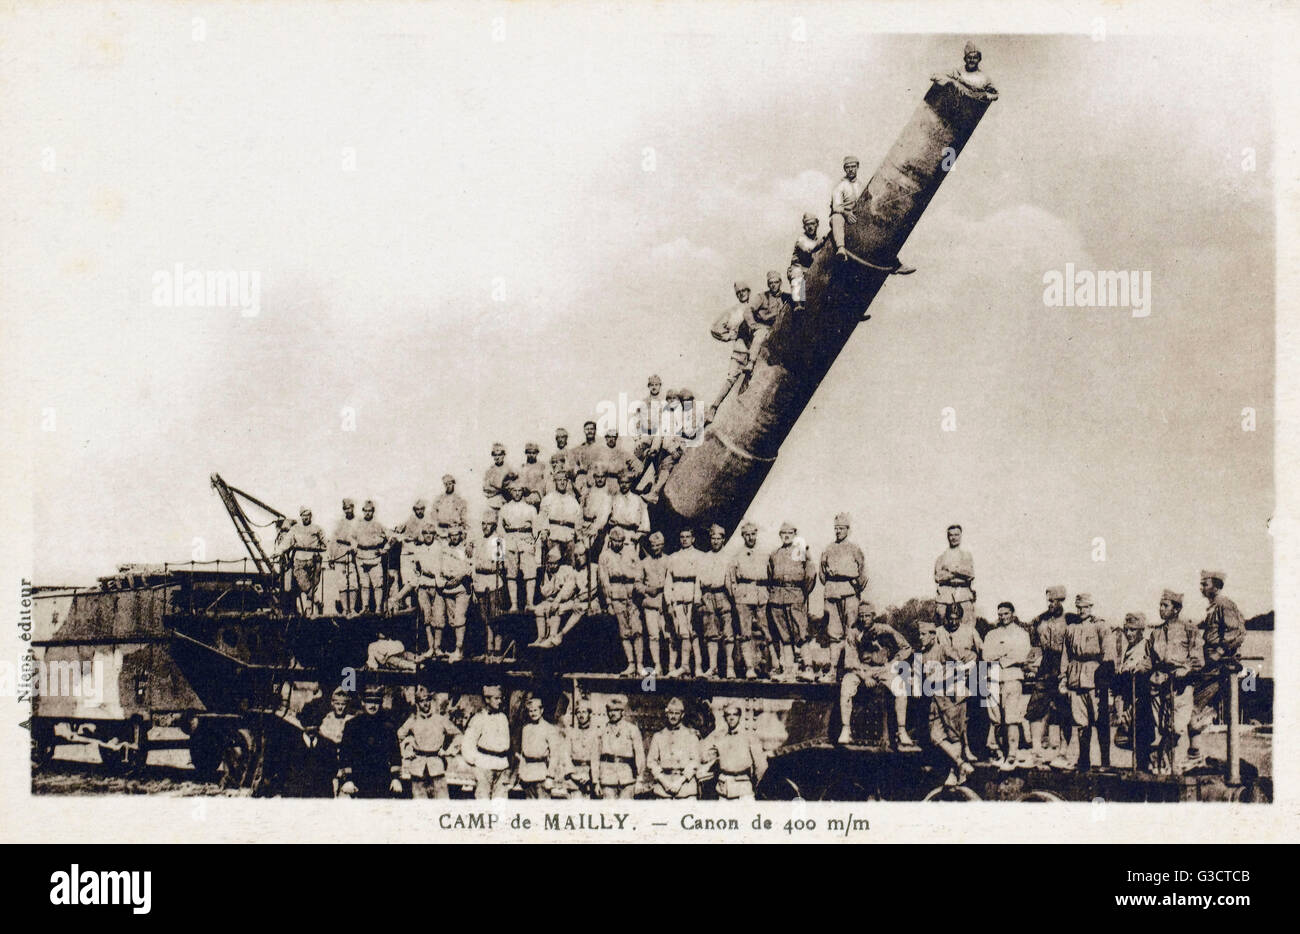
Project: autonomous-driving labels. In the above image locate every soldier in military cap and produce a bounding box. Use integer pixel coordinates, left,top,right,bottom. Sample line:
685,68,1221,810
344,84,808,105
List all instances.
1055,593,1110,770
697,524,735,678
462,684,513,799
744,271,791,372
562,699,599,798
533,543,577,646
517,441,547,507
499,482,539,613
517,696,563,798
338,685,401,798
280,507,327,617
609,470,650,553
838,602,916,748
433,523,473,662
767,521,816,681
396,524,440,640
1190,569,1246,758
598,526,643,675
787,212,825,310
548,427,577,495
726,520,766,679
433,474,468,541
1113,612,1155,772
597,427,637,483
932,603,980,783
647,697,704,798
482,443,516,521
538,471,583,564
397,685,460,799
593,694,645,799
638,374,664,440
707,281,758,423
352,499,390,614
545,544,597,647
392,499,432,611
580,466,613,559
306,685,353,796
820,512,869,682
637,530,670,674
1148,588,1202,773
829,156,917,274
666,528,704,678
701,703,767,799
1026,585,1071,764
982,601,1032,768
327,498,359,616
573,420,601,495
471,513,508,655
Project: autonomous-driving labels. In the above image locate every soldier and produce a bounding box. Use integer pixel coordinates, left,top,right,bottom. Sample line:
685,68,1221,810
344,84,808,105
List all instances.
1147,589,1201,774
1113,613,1155,773
1026,585,1071,763
280,507,327,616
432,474,468,541
638,374,664,440
637,531,670,674
462,684,513,799
307,685,353,796
934,524,975,627
647,697,703,798
471,513,508,655
726,520,766,679
1094,611,1125,769
665,528,703,678
598,526,642,675
919,616,969,785
352,500,390,614
706,282,757,423
829,158,917,273
593,694,645,800
698,524,735,678
746,271,791,371
533,544,577,646
767,521,816,681
517,442,547,507
579,466,614,559
562,699,599,798
597,428,637,483
393,499,432,610
934,602,981,781
1056,593,1109,771
402,525,441,644
517,697,562,798
702,703,767,800
397,685,460,799
982,601,1032,769
499,483,539,613
948,40,997,94
787,212,825,309
544,545,598,647
1190,569,1246,757
819,512,868,682
434,524,473,662
327,498,359,617
538,472,583,563
609,471,650,553
643,398,686,505
482,443,516,520
548,427,577,494
838,602,916,748
573,420,601,494
337,685,402,798
365,619,422,671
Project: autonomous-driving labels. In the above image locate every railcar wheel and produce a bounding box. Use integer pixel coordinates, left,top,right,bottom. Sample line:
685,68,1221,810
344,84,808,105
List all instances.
31,724,56,771
216,727,259,790
1017,790,1065,802
100,719,149,777
922,784,980,801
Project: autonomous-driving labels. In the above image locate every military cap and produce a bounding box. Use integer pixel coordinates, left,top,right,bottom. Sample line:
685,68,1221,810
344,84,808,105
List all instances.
709,523,725,536
1046,585,1066,600
606,694,628,710
843,155,860,167
1200,569,1225,584
722,701,742,715
779,521,797,533
545,544,563,563
575,699,593,713
413,498,427,510
648,530,664,545
591,466,607,478
857,601,876,618
482,684,503,697
299,506,312,516
678,388,694,402
664,388,681,403
583,419,597,429
648,374,662,384
442,473,455,484
665,697,685,712
480,512,497,526
604,427,619,438
734,280,752,292
330,686,350,699
963,40,980,56
362,499,375,510
740,520,758,534
525,441,540,454
1075,593,1094,607
834,512,851,526
802,211,817,224
1124,612,1148,631
414,684,432,700
1161,589,1184,604
555,427,568,437
341,498,355,509
491,442,506,455
766,270,781,281
608,526,626,543
362,684,384,700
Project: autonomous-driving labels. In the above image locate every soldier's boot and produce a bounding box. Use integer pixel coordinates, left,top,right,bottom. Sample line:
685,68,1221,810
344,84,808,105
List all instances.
895,696,918,748
530,612,547,646
828,639,845,680
741,640,758,679
1076,727,1093,771
719,639,734,679
647,638,662,675
451,627,466,661
779,644,797,681
703,641,719,678
619,640,637,677
1002,728,1021,770
632,639,645,673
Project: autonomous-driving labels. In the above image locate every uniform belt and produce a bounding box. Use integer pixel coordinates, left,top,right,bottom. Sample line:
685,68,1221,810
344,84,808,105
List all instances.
659,767,687,775
702,585,727,593
551,519,576,528
412,750,445,759
736,576,761,584
611,575,635,583
674,574,697,582
617,521,640,530
476,744,510,759
600,754,636,765
642,587,664,597
503,525,530,533
570,756,591,766
720,768,752,777
521,753,549,764
826,575,856,582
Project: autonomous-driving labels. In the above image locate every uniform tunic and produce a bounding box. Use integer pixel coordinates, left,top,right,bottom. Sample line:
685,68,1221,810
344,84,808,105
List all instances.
638,553,670,636
609,492,650,543
933,547,975,606
595,720,645,789
432,493,468,537
582,485,613,541
517,720,562,787
517,461,548,506
397,710,457,778
647,725,703,798
727,547,768,641
842,622,912,695
767,545,815,644
462,710,511,772
702,727,767,799
499,500,539,577
539,490,583,545
1202,593,1246,666
564,724,598,794
482,463,517,511
697,549,735,640
666,548,703,640
599,547,642,638
339,713,399,797
830,175,867,219
1060,617,1110,727
536,565,578,618
820,541,867,640
982,623,1032,726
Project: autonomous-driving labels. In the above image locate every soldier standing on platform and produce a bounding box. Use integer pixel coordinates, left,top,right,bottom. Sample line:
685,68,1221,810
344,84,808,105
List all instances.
837,602,916,748
397,685,460,799
482,443,516,521
767,522,816,682
702,703,767,800
548,427,576,494
819,513,868,682
1114,613,1155,773
471,513,507,655
517,697,562,798
327,498,358,616
1148,588,1202,774
338,685,401,798
609,471,650,553
280,507,327,617
573,420,600,495
637,530,670,674
918,617,968,786
352,500,389,614
518,442,548,507
433,474,468,541
462,685,513,800
1190,569,1246,758
698,524,736,679
726,521,766,679
562,699,598,798
982,601,1032,768
934,603,980,783
598,527,643,675
393,499,432,611
647,697,703,799
499,483,539,613
580,467,613,560
434,524,473,662
665,528,703,678
593,695,645,800
1056,593,1108,771
1026,585,1071,763
934,524,974,627
538,472,583,564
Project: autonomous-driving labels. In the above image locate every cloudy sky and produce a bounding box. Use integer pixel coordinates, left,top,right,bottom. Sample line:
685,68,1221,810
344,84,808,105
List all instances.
4,3,1275,622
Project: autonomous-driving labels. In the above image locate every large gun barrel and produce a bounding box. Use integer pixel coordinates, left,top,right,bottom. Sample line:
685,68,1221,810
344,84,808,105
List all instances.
652,65,997,539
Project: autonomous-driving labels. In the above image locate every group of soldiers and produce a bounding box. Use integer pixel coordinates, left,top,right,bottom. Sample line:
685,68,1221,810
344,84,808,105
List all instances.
303,684,767,801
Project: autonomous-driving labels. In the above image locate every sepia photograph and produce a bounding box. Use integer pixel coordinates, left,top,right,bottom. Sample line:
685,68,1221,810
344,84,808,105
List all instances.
2,0,1296,858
